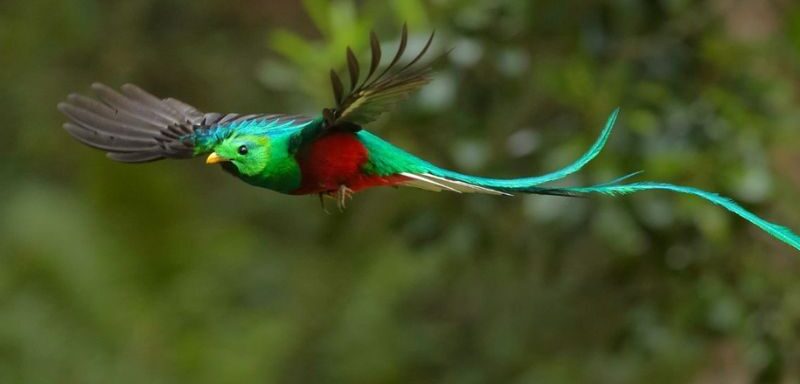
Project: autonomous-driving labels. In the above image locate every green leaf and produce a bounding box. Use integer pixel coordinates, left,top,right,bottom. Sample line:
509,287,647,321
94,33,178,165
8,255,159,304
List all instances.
302,0,332,35
390,0,428,26
268,29,317,65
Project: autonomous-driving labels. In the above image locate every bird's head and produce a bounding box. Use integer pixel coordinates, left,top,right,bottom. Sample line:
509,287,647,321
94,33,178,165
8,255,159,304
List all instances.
204,134,271,176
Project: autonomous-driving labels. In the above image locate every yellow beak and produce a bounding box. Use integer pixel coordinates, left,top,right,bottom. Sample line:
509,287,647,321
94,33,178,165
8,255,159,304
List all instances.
205,152,228,164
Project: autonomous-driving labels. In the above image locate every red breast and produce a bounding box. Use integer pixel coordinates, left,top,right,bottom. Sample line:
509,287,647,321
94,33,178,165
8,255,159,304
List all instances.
292,132,408,194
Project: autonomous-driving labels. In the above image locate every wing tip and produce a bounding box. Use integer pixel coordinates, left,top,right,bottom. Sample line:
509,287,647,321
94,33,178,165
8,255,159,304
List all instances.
58,83,205,161
90,82,108,92
56,101,70,114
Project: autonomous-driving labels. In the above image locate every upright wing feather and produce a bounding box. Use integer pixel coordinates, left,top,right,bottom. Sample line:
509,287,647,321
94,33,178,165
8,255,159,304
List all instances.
325,25,437,129
58,83,286,162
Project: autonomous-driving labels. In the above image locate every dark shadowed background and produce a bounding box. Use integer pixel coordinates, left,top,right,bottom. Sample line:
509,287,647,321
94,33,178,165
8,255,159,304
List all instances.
3,0,800,382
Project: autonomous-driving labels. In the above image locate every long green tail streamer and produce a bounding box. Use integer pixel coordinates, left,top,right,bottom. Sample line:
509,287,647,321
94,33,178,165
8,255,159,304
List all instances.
563,182,800,252
433,108,800,251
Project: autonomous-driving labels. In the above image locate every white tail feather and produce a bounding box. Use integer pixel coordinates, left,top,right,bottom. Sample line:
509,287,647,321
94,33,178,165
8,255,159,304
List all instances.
399,173,510,195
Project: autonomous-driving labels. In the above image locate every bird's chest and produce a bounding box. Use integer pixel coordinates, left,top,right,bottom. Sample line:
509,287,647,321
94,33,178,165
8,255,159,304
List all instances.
293,132,372,194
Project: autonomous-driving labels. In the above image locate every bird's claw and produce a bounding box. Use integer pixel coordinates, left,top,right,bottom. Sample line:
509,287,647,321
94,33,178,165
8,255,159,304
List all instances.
318,193,331,214
318,185,354,213
335,185,354,211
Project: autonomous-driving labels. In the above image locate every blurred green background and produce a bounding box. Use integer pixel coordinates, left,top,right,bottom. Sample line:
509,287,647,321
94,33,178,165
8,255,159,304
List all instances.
3,0,800,382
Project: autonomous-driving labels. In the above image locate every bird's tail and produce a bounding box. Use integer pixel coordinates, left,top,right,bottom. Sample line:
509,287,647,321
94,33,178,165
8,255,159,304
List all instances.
412,108,800,251
552,182,800,251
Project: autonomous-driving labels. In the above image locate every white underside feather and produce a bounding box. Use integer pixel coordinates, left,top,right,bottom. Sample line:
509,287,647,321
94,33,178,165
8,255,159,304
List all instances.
399,173,511,196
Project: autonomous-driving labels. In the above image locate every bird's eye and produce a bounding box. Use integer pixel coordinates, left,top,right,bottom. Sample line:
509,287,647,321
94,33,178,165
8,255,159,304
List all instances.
237,145,249,155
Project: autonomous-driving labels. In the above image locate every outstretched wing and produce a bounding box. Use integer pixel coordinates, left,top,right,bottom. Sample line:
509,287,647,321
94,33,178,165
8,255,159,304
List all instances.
58,83,287,163
325,24,436,130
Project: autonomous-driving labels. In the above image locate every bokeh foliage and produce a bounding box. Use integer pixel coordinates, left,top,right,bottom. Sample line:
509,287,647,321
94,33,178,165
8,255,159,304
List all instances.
2,0,800,382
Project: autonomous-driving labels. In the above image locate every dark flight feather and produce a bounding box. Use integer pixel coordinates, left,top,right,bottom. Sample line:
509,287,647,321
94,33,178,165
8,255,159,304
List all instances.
325,24,437,129
330,70,344,105
58,83,285,163
346,47,360,90
366,31,382,82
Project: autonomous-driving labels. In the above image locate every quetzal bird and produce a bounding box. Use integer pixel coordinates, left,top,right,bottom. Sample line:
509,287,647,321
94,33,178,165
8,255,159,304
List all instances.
58,26,800,252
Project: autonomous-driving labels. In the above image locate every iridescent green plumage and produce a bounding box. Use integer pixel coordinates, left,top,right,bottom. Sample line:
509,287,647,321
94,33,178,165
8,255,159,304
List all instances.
57,26,800,252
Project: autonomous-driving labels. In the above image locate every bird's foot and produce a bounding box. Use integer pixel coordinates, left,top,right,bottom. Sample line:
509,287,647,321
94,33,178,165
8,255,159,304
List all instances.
318,185,354,213
318,193,331,214
335,185,354,211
